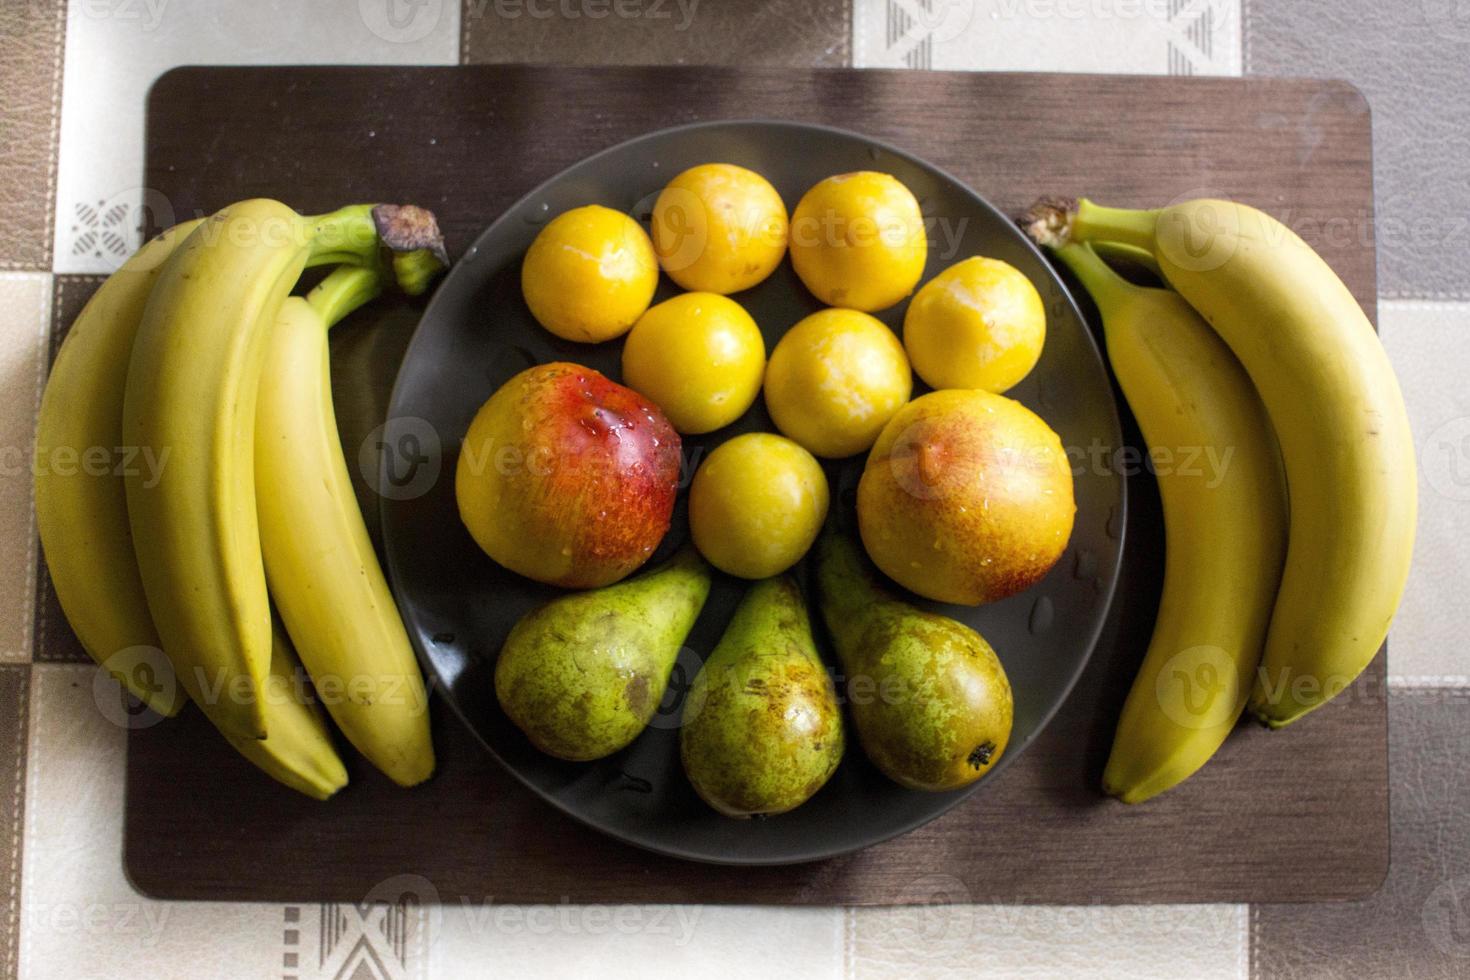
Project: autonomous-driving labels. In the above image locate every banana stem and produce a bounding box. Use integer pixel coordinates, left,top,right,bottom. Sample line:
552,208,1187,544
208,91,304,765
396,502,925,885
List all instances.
307,265,384,330
1051,242,1139,315
1088,239,1162,277
1072,199,1160,253
303,204,449,296
304,205,381,268
392,248,446,297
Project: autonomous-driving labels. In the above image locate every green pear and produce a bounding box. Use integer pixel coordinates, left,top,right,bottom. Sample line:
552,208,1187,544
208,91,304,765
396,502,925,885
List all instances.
816,532,1013,792
495,548,711,761
680,576,844,817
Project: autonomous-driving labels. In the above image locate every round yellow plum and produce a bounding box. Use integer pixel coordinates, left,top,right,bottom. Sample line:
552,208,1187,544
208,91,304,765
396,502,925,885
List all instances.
621,292,766,434
903,256,1046,393
689,433,829,579
651,163,788,294
764,308,913,459
521,204,658,343
788,171,927,312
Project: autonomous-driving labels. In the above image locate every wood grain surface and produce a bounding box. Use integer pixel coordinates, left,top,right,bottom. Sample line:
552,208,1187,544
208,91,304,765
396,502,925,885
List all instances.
124,65,1386,905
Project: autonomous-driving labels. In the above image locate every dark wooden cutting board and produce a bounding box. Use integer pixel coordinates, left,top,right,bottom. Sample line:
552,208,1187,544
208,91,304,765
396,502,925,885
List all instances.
122,65,1386,905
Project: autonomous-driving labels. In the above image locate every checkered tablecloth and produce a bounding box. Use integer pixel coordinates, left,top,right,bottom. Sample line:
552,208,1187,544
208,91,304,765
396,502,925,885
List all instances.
2,2,1467,978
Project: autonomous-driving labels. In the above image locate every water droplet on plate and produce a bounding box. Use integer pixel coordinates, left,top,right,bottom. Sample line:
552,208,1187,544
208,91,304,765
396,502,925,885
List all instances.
523,202,551,226
1037,377,1067,412
1028,596,1055,635
612,771,653,794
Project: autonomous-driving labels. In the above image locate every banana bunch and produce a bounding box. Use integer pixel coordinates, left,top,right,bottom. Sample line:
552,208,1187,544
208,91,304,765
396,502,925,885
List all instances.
1027,196,1416,802
36,199,447,798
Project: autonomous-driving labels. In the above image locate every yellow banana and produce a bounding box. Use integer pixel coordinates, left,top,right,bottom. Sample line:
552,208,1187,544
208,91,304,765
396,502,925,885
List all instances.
123,200,315,738
1066,198,1417,728
255,267,435,786
1051,244,1286,802
226,616,348,800
34,220,203,716
122,201,411,739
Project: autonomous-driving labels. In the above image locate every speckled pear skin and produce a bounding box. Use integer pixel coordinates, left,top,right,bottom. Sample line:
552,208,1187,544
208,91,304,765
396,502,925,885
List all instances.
494,548,712,761
680,577,845,818
816,532,1014,792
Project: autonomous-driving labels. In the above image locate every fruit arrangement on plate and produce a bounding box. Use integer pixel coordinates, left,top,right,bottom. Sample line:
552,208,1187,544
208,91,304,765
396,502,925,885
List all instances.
457,163,1075,816
33,121,1415,854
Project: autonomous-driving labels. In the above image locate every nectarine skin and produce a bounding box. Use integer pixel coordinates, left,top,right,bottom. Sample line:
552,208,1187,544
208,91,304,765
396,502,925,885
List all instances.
857,389,1075,605
456,362,681,589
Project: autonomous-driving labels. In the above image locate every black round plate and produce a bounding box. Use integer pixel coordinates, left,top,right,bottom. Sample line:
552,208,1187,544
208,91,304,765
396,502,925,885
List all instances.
380,120,1124,865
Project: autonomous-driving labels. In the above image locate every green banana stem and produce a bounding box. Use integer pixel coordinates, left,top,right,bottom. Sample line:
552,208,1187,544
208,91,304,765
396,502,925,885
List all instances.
304,205,381,268
307,265,384,330
1050,242,1139,314
1071,199,1160,252
1088,239,1163,277
303,204,449,296
392,248,446,297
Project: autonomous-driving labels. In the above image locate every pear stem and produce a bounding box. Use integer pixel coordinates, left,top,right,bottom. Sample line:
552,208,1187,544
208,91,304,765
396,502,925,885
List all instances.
724,577,808,650
816,532,886,627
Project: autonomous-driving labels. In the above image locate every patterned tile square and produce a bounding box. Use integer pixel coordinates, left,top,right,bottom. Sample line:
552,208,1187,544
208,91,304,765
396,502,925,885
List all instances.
853,0,1241,74
0,0,65,271
0,665,30,980
52,0,460,274
1245,2,1470,299
0,275,52,665
18,664,425,980
1252,688,1470,979
850,901,1246,979
427,902,843,980
461,0,850,67
1380,301,1470,683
